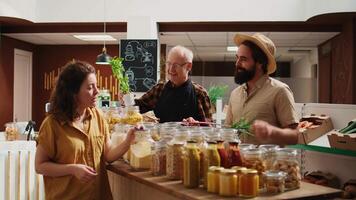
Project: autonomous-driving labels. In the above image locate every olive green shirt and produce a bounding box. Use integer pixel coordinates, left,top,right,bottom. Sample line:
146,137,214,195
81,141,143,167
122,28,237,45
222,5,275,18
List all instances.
225,75,298,143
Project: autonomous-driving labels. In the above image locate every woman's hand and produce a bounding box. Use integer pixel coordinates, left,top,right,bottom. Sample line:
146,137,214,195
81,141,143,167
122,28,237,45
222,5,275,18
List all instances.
70,164,97,183
125,127,137,144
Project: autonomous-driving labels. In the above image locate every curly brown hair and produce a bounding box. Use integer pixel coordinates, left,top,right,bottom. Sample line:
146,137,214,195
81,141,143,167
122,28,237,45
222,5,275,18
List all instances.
48,60,96,122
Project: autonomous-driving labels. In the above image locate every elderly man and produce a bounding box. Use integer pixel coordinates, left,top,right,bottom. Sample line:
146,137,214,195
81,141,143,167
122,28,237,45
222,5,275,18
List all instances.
225,33,299,144
135,45,212,123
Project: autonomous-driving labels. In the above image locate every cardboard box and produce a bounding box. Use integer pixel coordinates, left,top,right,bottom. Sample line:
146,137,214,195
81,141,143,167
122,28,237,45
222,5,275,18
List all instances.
327,131,356,151
298,114,334,144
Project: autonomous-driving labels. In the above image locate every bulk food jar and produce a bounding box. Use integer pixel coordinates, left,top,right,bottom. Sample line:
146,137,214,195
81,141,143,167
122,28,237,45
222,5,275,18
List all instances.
259,144,278,170
130,129,154,170
166,129,187,180
219,169,238,197
263,170,287,194
242,148,266,188
182,140,201,188
273,148,301,190
203,128,221,188
239,169,259,198
219,128,242,168
207,166,224,193
189,129,207,180
151,129,172,176
121,106,143,125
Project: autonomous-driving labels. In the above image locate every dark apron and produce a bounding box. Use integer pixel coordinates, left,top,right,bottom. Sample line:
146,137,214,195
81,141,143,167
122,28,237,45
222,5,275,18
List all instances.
154,80,200,123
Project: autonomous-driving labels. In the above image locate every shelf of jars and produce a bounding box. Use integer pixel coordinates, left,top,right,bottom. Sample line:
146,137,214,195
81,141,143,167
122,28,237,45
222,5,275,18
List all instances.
106,116,341,200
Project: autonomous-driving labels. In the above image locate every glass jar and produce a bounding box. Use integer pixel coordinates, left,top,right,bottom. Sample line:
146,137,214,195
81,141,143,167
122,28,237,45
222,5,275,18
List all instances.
121,106,143,125
203,129,221,188
263,170,287,194
239,169,259,198
231,166,247,195
151,138,168,176
259,144,278,170
5,122,19,141
98,89,111,108
273,148,301,190
219,169,238,197
166,130,187,180
189,129,207,181
142,122,160,141
207,166,224,193
182,141,201,188
220,128,242,168
242,148,266,188
130,129,154,170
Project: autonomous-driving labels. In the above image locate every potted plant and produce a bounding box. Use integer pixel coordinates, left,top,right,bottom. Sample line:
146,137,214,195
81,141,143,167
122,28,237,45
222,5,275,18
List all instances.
207,84,228,113
109,57,133,105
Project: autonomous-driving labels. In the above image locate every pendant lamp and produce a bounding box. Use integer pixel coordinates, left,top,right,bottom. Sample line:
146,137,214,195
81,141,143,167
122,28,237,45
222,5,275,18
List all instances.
96,1,111,65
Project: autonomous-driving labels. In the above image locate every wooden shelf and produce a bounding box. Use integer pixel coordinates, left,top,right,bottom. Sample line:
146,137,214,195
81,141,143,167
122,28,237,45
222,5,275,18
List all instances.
107,160,342,200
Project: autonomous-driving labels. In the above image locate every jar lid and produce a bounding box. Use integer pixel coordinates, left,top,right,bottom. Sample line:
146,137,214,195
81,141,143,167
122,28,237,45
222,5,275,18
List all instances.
239,143,256,150
243,148,266,155
208,166,224,172
221,169,237,174
263,170,287,179
276,148,298,156
259,144,278,151
242,169,258,174
231,166,247,172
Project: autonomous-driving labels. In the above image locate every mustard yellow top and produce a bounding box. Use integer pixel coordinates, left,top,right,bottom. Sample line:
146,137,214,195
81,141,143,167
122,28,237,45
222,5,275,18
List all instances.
38,107,112,200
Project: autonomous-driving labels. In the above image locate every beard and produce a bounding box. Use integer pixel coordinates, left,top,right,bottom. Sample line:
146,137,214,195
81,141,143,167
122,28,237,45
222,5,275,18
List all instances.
234,64,256,85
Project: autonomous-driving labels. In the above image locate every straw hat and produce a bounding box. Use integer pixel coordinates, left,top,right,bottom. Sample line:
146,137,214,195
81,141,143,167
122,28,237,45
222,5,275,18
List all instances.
234,33,276,74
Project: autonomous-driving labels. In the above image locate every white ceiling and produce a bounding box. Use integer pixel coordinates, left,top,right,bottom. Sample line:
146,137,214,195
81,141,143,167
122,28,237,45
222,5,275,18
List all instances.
4,31,339,62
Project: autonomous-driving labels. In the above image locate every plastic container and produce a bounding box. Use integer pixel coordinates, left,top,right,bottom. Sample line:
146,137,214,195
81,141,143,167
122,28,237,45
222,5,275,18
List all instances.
5,122,19,141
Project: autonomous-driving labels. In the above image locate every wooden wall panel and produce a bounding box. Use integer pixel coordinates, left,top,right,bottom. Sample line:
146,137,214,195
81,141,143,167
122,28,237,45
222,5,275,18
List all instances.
318,49,332,103
0,36,35,128
32,45,119,127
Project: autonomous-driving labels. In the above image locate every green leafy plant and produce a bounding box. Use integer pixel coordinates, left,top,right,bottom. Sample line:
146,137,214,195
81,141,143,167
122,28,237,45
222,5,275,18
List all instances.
109,57,130,94
231,118,254,137
207,85,228,106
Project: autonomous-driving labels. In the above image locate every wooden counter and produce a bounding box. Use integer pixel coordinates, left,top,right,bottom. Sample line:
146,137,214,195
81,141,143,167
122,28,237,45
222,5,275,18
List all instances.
107,161,341,200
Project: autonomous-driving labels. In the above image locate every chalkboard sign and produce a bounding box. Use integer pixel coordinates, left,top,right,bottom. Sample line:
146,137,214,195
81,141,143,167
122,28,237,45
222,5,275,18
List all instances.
120,39,158,92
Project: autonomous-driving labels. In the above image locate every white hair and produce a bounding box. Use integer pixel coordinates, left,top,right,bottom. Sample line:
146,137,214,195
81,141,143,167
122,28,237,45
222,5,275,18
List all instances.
168,45,193,63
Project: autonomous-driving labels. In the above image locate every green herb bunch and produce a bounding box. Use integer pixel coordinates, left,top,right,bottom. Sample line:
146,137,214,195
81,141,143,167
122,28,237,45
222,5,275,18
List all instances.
231,118,254,137
109,57,130,94
207,85,228,105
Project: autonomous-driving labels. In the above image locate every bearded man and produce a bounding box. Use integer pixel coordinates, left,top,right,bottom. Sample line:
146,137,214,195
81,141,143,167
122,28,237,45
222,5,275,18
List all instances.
225,33,299,144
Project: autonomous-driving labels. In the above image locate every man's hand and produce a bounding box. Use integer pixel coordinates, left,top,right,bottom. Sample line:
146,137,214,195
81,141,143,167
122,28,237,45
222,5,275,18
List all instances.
251,120,274,143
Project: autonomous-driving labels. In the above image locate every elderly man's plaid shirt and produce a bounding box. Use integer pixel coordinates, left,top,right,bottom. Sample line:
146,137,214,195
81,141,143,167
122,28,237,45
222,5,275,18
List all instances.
135,81,213,122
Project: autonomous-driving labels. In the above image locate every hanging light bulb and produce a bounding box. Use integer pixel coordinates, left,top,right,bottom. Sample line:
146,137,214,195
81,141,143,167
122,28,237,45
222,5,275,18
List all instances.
96,0,111,65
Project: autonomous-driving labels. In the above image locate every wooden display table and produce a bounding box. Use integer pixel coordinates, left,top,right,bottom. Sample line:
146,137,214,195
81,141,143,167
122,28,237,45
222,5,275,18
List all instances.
107,161,341,200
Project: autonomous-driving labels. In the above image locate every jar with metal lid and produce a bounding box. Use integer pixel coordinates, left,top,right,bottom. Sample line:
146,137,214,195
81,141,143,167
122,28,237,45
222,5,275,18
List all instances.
97,89,111,108
203,128,221,188
239,169,259,198
166,129,187,180
189,129,207,180
130,129,154,170
242,148,266,188
231,166,247,195
220,128,242,168
151,132,171,176
219,169,238,197
263,170,287,194
207,166,224,193
182,141,201,188
273,148,301,190
259,144,278,170
122,106,143,125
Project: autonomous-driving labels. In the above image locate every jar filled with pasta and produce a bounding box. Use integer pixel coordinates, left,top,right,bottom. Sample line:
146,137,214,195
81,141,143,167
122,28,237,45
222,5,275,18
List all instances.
166,129,187,180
